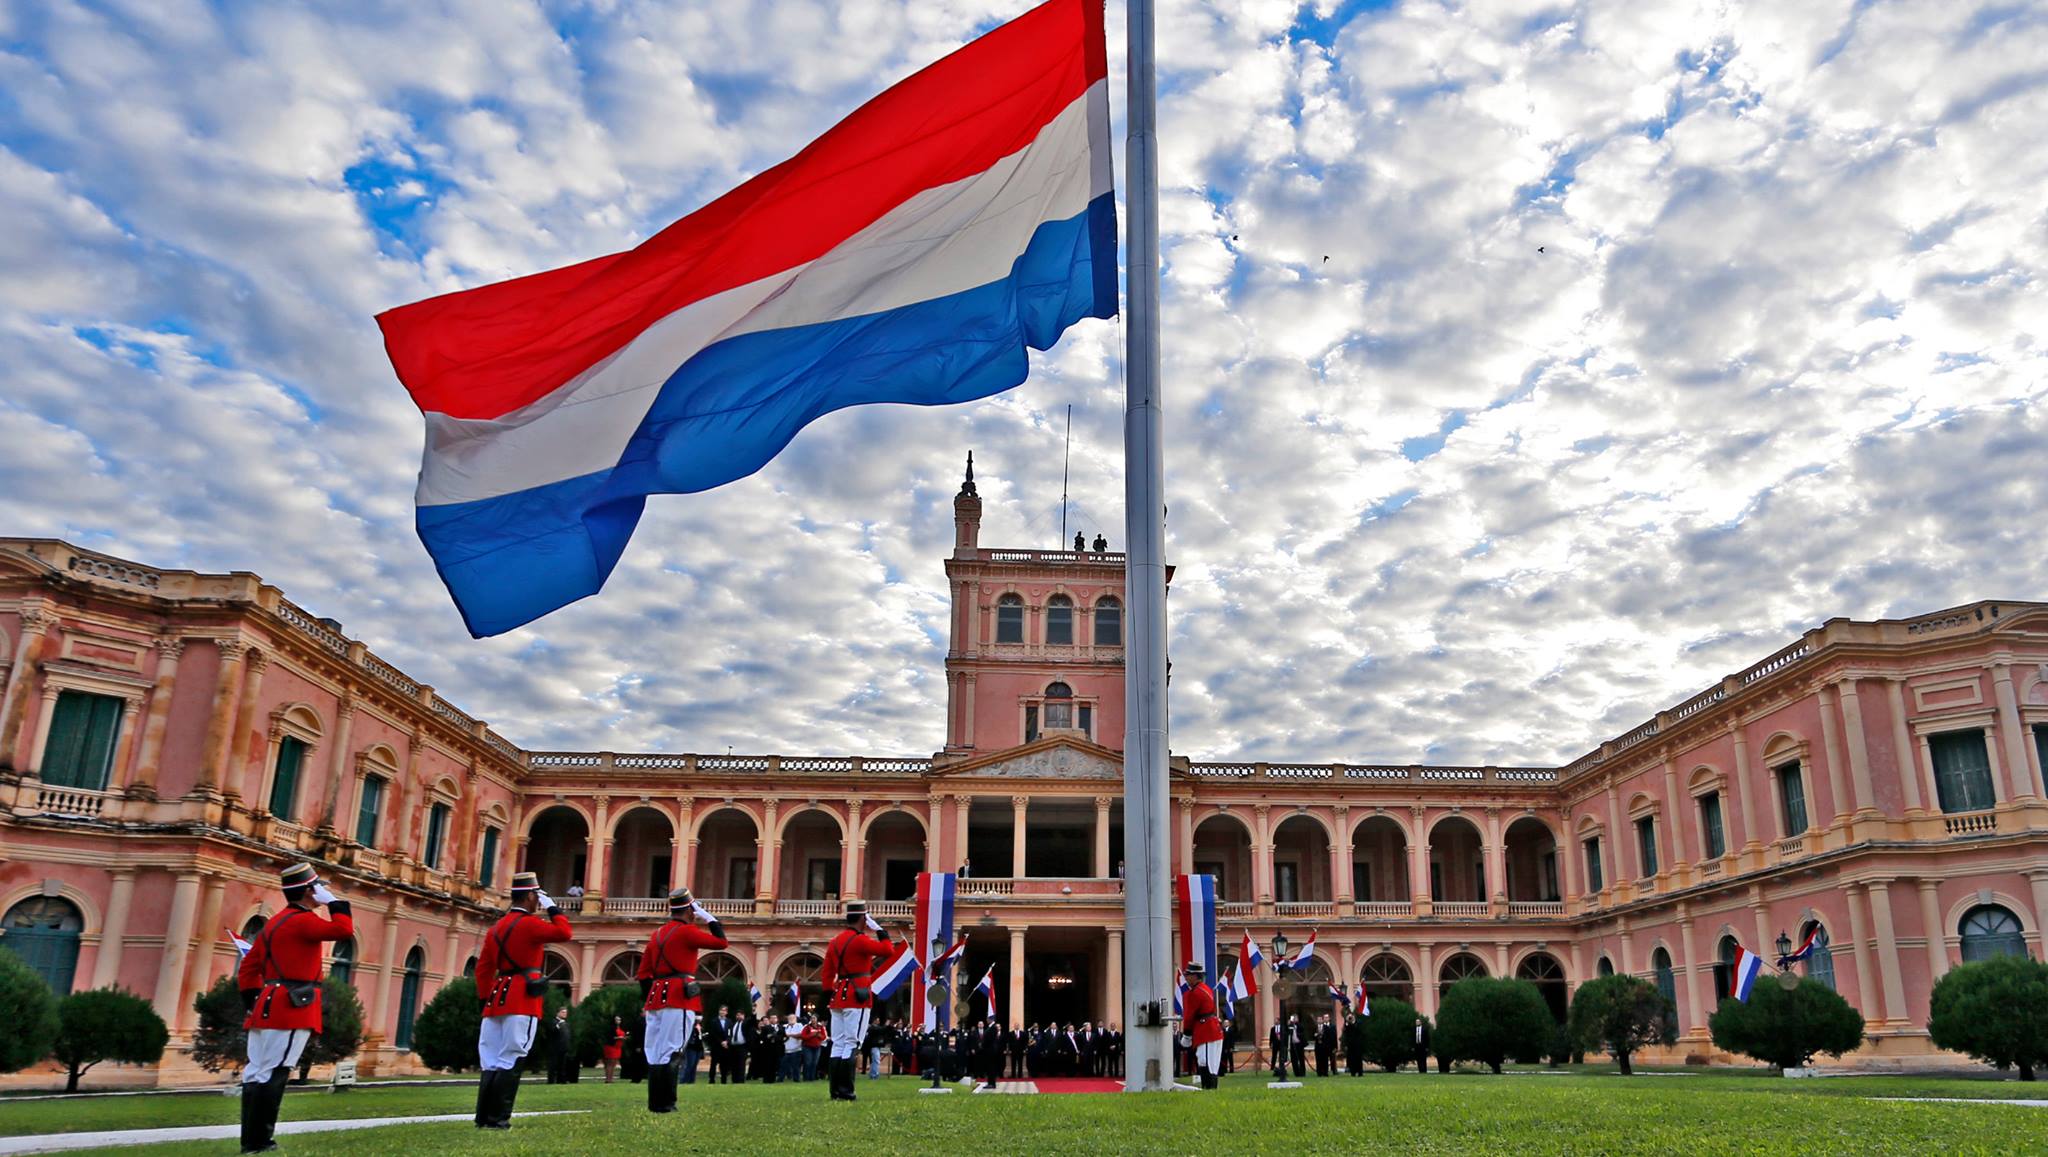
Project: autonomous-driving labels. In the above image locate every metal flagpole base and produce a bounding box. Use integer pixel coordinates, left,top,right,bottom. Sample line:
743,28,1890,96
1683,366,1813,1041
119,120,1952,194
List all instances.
1266,1081,1304,1089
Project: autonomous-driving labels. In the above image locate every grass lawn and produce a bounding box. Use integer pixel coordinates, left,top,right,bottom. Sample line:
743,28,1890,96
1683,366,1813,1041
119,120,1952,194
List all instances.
5,1068,2046,1155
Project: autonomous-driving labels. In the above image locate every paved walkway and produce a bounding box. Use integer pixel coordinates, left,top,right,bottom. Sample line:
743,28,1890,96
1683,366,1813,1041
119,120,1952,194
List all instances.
0,1111,588,1154
1873,1097,2048,1107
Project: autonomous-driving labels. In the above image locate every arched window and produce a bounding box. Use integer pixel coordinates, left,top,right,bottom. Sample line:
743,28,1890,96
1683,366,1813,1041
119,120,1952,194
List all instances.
328,938,356,986
1045,596,1074,646
603,951,644,985
240,914,268,943
995,595,1024,644
1960,905,2028,962
1651,947,1676,1006
394,946,425,1049
1359,953,1414,1005
1800,921,1835,991
1713,936,1739,1003
463,955,478,978
542,950,574,991
1093,597,1122,646
1043,682,1074,730
3,897,83,993
1439,952,1488,994
1596,956,1614,978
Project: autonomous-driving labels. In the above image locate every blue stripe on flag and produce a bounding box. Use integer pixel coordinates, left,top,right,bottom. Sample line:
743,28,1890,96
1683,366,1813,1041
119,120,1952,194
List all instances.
418,193,1117,637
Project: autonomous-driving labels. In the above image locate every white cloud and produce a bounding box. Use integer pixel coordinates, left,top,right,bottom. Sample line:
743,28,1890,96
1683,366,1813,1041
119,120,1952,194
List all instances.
1,0,2043,766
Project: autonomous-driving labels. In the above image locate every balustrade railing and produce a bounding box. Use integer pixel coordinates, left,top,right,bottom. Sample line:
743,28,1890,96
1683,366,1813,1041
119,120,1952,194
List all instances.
1943,811,1997,837
34,785,107,818
774,899,839,918
602,897,667,916
1215,902,1255,919
1352,901,1413,919
700,899,754,917
1507,901,1566,918
869,901,915,920
1432,901,1491,919
1275,901,1334,917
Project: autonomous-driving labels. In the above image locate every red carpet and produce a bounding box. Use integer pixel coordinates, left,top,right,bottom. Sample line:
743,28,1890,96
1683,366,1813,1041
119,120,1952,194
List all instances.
1023,1078,1124,1094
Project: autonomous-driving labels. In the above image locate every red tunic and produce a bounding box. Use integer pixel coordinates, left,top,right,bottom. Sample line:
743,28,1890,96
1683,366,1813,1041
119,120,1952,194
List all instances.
476,908,573,1018
1183,981,1224,1045
636,919,728,1012
237,903,354,1032
821,926,894,1010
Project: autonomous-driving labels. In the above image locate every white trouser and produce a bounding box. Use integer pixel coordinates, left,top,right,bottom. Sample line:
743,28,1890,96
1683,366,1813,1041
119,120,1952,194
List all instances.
479,1013,539,1072
1195,1039,1222,1075
829,1008,869,1060
243,1028,310,1084
645,1008,696,1066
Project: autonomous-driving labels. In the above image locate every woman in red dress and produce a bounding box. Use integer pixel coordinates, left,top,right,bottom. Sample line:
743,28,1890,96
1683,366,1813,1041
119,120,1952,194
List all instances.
602,1015,626,1083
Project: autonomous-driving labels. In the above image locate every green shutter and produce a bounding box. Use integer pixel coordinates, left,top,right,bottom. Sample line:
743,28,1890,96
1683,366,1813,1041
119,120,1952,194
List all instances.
355,777,384,846
1778,765,1808,834
1701,794,1725,859
425,803,449,869
1930,731,1995,814
480,828,500,887
268,737,305,819
40,692,121,790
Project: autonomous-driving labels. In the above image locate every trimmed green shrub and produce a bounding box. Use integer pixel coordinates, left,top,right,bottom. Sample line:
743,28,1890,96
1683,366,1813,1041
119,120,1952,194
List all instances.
410,977,481,1072
0,948,60,1073
1354,999,1424,1071
1568,974,1678,1075
1709,976,1864,1070
52,987,168,1091
1433,977,1553,1073
1927,955,2048,1081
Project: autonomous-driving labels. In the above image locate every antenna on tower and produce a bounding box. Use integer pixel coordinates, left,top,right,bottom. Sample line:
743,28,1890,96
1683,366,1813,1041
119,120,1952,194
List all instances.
1059,404,1073,551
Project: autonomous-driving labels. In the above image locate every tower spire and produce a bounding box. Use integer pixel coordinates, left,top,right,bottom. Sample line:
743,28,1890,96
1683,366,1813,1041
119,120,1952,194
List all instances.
960,450,977,496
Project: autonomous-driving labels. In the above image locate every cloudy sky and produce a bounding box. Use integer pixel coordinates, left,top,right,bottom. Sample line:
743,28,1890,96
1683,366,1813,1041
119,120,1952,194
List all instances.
3,0,2043,765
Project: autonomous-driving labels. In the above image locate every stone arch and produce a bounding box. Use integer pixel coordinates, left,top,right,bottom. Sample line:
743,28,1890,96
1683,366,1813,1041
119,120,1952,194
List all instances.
1346,808,1415,846
1507,946,1570,984
275,702,325,739
1190,807,1255,842
1761,731,1804,762
1272,807,1338,845
857,803,930,843
774,802,847,844
519,798,595,840
430,774,461,800
0,881,101,937
1424,812,1484,845
1626,792,1657,815
769,948,826,987
1943,890,2037,941
688,802,765,843
606,801,679,842
599,947,644,984
1687,765,1725,793
1271,812,1333,903
359,742,401,774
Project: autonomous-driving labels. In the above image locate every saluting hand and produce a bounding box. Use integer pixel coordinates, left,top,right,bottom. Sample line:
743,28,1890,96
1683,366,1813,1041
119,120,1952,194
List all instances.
535,889,557,911
310,882,338,906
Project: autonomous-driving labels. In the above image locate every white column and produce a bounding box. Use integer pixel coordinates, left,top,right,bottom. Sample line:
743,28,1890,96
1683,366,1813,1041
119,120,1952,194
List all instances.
91,870,136,989
1009,924,1027,1030
1918,879,1947,991
1837,679,1878,815
151,873,202,1025
1887,679,1925,814
1991,663,2035,800
1011,795,1028,878
1094,796,1112,878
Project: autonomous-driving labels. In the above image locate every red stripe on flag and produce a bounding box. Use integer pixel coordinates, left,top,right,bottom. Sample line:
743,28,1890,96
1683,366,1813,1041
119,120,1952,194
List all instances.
378,0,1108,422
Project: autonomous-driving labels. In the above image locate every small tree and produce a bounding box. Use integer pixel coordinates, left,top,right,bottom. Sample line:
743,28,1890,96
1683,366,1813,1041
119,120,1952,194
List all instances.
1354,999,1423,1072
1709,976,1864,1070
572,984,645,1067
190,974,247,1073
0,949,60,1073
1433,977,1554,1074
52,988,168,1092
297,979,365,1081
411,977,482,1073
1928,955,2048,1081
1567,974,1678,1075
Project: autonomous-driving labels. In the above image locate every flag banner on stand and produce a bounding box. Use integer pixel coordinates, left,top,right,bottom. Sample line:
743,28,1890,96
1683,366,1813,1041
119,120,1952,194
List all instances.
1175,873,1219,980
1239,930,1263,997
1172,969,1186,1016
1329,983,1350,1008
748,983,763,1006
787,980,801,1013
227,927,252,959
913,872,958,1031
872,942,920,1001
1356,985,1369,1016
376,0,1117,637
1278,930,1317,972
975,965,999,1023
1778,928,1820,967
1730,945,1765,1002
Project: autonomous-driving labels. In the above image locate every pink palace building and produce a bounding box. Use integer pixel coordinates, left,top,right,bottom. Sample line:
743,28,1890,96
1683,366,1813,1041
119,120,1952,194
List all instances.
2,463,2046,1083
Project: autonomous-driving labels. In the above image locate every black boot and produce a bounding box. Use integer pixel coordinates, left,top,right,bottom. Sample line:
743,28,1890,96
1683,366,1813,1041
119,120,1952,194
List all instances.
474,1070,498,1128
239,1080,273,1154
497,1069,523,1127
648,1063,674,1113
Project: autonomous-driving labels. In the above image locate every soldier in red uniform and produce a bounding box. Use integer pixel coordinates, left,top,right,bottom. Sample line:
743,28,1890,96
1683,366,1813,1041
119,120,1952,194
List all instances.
1181,960,1224,1090
473,871,573,1129
819,899,894,1101
634,886,728,1113
236,862,353,1154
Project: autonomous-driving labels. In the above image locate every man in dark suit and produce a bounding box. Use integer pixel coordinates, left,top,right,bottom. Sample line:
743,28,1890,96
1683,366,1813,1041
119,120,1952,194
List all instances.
1078,1022,1097,1077
1267,1018,1290,1077
1288,1014,1307,1077
705,1010,731,1083
1343,1011,1366,1075
1413,1017,1431,1074
1315,1014,1337,1077
1007,1026,1026,1078
544,1006,573,1083
1221,1016,1238,1074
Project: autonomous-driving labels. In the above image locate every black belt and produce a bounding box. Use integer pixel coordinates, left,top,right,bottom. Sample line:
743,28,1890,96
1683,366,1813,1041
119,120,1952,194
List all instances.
653,972,695,980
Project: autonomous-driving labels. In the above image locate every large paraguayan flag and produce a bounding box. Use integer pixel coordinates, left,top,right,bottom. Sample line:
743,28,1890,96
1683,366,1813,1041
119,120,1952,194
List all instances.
376,0,1118,637
871,942,920,1002
1730,944,1765,1002
1175,873,1219,980
913,871,959,1031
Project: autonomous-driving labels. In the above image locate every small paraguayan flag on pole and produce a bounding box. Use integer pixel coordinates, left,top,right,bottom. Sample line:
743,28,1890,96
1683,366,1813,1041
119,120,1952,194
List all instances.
1730,945,1765,1002
748,982,763,1006
788,980,802,1013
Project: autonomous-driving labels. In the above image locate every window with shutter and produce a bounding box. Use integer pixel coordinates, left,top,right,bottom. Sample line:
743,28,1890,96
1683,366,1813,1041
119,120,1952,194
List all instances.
1929,730,1995,814
268,736,306,819
40,691,123,790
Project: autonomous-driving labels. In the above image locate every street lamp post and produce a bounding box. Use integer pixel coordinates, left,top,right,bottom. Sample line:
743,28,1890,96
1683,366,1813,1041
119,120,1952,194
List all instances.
1773,930,1799,990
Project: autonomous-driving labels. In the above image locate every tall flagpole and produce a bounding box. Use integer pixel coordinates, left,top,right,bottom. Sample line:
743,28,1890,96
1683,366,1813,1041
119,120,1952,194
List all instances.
1121,0,1173,1092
